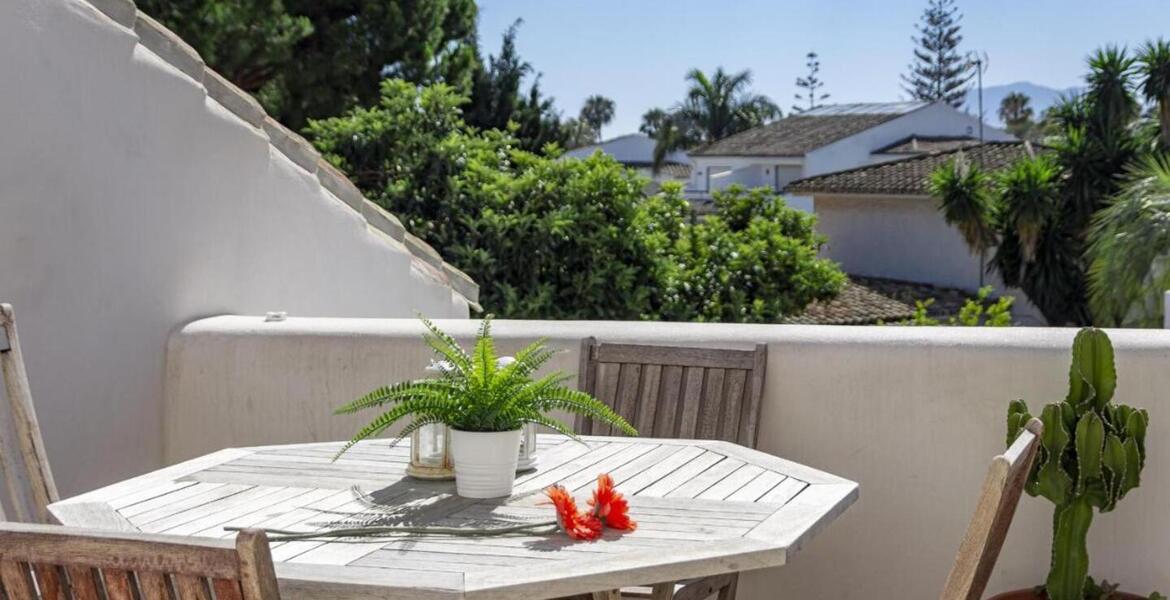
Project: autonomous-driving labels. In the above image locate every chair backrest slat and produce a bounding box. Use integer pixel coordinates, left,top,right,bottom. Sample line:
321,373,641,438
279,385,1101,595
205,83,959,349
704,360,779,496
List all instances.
940,418,1043,600
0,523,281,600
0,303,59,523
577,338,768,448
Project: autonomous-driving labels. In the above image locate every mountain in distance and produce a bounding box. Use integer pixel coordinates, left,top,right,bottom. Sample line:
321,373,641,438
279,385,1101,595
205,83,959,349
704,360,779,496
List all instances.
962,81,1082,126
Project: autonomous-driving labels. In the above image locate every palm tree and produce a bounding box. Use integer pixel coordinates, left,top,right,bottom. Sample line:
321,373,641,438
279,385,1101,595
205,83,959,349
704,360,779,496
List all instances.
1138,38,1170,148
928,156,996,254
650,67,778,173
1085,46,1139,134
679,67,779,142
639,108,669,137
579,95,615,142
1087,155,1170,327
998,92,1034,138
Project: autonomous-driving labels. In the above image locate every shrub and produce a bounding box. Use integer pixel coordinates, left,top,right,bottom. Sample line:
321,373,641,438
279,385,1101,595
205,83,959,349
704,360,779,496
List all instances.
639,185,845,322
309,81,844,322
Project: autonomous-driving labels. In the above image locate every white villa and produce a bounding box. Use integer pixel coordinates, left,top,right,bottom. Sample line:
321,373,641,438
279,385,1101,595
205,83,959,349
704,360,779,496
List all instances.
563,133,691,190
684,101,1013,212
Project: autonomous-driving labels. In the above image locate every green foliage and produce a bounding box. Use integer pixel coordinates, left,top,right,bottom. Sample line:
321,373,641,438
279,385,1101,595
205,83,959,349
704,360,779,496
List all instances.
335,316,635,458
1086,155,1170,327
647,67,779,171
579,95,616,140
896,286,1013,326
140,0,479,129
1138,38,1170,149
930,158,996,254
463,20,567,152
999,92,1037,140
793,51,830,113
1007,329,1150,600
309,81,842,323
136,0,312,93
931,44,1158,326
901,0,972,107
639,185,845,322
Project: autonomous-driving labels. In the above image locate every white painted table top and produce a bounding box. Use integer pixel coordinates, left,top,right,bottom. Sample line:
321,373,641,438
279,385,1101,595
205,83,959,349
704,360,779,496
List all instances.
50,435,857,600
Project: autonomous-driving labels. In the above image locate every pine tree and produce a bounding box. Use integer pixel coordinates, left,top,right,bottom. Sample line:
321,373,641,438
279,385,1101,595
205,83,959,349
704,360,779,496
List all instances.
902,0,972,107
793,52,830,113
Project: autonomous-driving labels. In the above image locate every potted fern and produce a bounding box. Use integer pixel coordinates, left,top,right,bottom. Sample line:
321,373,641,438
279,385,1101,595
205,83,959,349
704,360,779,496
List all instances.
335,316,636,498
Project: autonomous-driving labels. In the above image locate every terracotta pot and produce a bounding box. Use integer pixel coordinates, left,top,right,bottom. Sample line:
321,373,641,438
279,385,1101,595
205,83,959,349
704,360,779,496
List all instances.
988,589,1147,600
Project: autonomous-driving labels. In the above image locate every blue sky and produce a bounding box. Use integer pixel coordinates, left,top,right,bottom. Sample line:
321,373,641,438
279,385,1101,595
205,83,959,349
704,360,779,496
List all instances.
476,0,1169,136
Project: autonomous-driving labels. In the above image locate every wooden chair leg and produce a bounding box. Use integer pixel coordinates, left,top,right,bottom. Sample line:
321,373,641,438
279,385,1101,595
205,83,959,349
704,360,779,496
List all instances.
649,583,674,600
673,573,736,600
716,574,738,600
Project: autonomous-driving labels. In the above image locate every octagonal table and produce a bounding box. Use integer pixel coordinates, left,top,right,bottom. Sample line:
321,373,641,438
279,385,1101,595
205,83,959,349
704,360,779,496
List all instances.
49,435,857,600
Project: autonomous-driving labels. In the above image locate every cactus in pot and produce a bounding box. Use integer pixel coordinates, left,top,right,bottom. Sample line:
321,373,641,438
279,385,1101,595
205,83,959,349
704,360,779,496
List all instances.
1007,328,1149,600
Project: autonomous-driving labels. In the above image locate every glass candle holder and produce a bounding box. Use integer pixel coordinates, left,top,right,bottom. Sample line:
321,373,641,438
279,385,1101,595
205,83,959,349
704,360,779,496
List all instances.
516,422,538,472
406,422,454,480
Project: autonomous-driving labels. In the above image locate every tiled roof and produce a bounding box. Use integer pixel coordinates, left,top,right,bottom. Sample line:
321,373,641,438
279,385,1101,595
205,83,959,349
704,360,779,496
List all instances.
784,276,982,325
786,141,1038,196
691,103,926,157
873,135,981,155
652,163,693,179
784,280,916,325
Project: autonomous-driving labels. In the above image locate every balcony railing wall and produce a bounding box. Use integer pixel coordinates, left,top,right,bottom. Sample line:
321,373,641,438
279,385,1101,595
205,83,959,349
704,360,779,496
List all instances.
165,317,1170,599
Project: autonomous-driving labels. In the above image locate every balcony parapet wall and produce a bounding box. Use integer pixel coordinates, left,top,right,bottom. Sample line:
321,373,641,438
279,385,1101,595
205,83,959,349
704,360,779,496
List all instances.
166,317,1170,599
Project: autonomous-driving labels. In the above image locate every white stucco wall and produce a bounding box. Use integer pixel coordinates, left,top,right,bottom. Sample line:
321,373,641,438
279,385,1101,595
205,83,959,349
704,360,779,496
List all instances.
166,317,1170,599
816,194,985,289
814,193,1045,323
803,103,1014,177
0,0,470,495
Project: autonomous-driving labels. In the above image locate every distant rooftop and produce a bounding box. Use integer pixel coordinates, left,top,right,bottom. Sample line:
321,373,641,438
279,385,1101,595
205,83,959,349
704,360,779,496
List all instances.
799,102,929,116
785,275,982,325
691,102,931,158
563,133,689,167
873,135,981,155
786,141,1039,196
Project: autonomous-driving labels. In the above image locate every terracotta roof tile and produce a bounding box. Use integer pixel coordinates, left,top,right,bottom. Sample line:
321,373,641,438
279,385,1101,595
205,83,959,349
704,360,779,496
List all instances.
785,276,983,325
873,135,981,155
786,141,1039,196
691,113,905,157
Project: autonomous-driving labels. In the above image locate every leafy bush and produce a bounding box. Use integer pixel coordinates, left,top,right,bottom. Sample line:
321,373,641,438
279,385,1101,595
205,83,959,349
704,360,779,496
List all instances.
898,286,1014,326
308,80,843,322
640,185,844,322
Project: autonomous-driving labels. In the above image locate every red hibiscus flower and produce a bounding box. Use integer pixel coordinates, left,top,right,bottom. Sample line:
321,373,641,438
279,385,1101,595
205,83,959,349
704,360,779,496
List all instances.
545,485,603,540
588,473,637,531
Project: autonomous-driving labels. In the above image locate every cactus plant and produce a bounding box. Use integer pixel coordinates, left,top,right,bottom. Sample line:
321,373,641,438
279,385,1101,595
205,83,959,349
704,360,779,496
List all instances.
1007,328,1149,600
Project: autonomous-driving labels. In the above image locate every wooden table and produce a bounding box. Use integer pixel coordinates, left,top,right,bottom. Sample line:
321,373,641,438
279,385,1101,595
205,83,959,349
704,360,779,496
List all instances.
49,436,857,600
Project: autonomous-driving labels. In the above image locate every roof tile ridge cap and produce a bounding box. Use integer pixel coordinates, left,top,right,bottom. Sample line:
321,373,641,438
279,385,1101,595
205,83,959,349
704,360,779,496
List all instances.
791,149,938,187
133,11,205,83
110,2,477,303
262,116,322,176
86,0,136,28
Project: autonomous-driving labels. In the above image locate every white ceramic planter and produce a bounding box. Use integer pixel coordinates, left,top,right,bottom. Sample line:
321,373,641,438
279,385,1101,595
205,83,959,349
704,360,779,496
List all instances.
450,428,522,498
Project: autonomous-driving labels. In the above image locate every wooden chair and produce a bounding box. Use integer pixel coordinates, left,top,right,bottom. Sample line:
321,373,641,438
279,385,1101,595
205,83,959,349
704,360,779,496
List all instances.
0,521,281,600
576,338,766,600
0,303,59,524
576,338,768,448
939,418,1044,600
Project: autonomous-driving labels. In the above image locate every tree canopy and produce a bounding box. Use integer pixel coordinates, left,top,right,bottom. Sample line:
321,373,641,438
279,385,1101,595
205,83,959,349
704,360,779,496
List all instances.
644,67,779,172
138,0,481,129
307,80,842,322
793,51,830,113
902,0,971,107
930,44,1170,326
